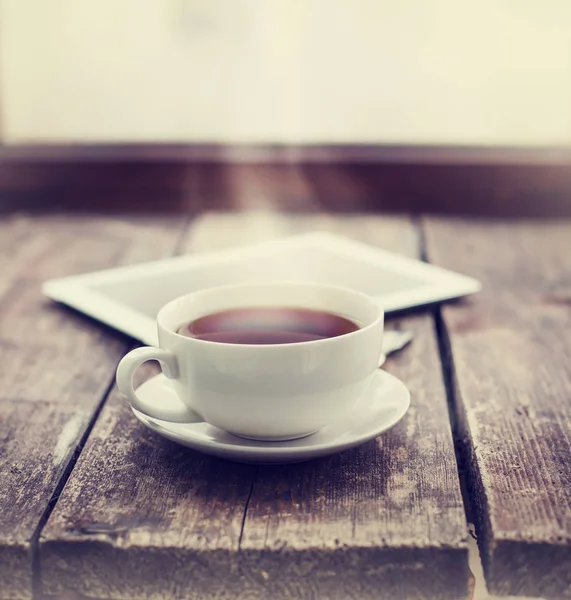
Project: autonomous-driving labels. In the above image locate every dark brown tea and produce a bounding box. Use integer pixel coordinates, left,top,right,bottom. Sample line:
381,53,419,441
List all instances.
177,307,359,344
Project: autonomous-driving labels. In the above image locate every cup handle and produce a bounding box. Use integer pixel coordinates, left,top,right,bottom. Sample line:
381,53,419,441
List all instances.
116,347,200,423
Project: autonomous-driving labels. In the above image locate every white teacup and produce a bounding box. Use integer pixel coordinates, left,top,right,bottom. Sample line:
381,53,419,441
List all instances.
116,282,384,441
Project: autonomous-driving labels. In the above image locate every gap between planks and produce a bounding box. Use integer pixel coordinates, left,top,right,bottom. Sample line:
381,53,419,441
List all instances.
417,217,484,598
29,374,119,599
417,216,510,600
416,216,474,523
417,216,505,600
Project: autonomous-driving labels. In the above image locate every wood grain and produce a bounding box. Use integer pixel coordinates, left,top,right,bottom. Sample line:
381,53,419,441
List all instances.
232,215,469,599
40,363,256,600
0,214,187,600
423,218,571,598
238,314,468,600
41,213,469,599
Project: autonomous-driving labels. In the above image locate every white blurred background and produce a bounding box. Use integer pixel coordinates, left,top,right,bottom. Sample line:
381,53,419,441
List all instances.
1,0,570,146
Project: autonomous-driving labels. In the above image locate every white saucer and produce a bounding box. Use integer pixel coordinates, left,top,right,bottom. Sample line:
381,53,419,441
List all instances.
131,370,410,464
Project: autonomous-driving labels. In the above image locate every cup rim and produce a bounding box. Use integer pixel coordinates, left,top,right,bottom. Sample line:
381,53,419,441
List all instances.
157,281,384,348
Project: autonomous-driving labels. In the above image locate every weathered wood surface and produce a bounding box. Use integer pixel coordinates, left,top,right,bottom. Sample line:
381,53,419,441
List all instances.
41,213,469,599
0,215,188,600
424,218,571,599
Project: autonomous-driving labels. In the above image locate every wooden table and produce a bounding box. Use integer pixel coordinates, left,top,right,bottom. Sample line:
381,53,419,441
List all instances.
1,212,570,600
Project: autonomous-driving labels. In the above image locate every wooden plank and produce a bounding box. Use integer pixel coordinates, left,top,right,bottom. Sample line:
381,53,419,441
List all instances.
0,214,188,600
39,366,257,599
230,215,470,599
423,218,571,599
37,214,264,599
238,315,469,600
41,213,469,599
